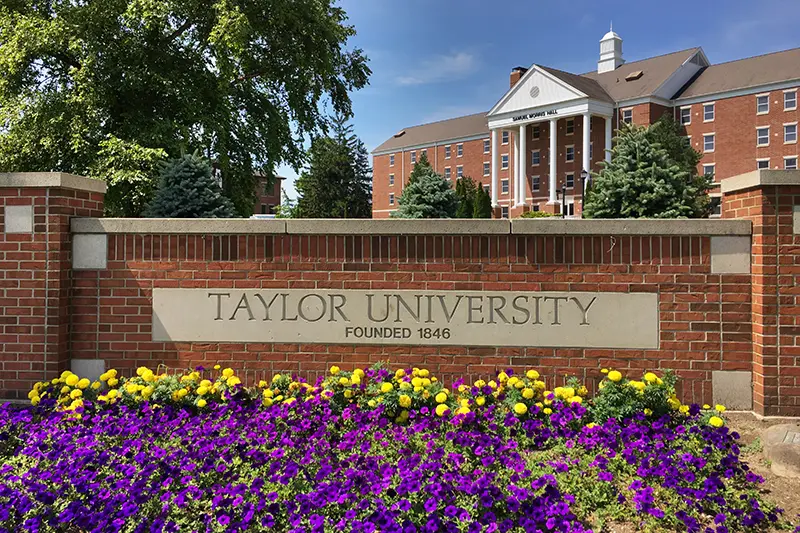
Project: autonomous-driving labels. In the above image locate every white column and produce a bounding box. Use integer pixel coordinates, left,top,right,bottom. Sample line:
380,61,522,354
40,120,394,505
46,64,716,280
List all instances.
513,131,520,205
518,123,527,206
605,116,613,164
548,117,558,204
582,113,591,175
490,129,499,207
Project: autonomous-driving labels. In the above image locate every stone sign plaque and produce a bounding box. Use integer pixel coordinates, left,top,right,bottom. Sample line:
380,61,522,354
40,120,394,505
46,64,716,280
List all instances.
152,289,659,349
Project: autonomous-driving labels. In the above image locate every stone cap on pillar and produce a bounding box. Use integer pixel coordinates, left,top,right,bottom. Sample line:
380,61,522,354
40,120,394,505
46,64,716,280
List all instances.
0,172,106,194
721,169,800,194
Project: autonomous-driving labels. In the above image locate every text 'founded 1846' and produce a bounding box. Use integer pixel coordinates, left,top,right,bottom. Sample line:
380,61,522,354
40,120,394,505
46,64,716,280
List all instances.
152,289,659,349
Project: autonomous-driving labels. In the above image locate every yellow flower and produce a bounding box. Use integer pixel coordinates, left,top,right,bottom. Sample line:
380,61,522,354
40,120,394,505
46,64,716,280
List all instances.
474,380,486,388
498,372,509,383
350,374,362,385
668,397,680,409
507,376,519,387
69,398,84,410
455,406,471,415
197,386,208,396
703,404,711,410
136,366,148,376
197,399,207,408
513,403,528,416
644,372,658,384
421,378,431,387
395,369,406,379
526,369,540,380
399,381,411,390
644,408,653,416
176,388,188,399
142,371,155,383
27,389,38,400
543,407,552,415
142,386,154,398
380,382,394,393
31,396,40,406
607,370,622,382
522,388,535,400
258,380,267,388
411,377,423,388
354,368,365,378
213,364,221,370
91,381,101,390
338,377,350,386
600,368,609,374
107,378,118,387
418,369,429,378
65,374,79,387
715,404,726,413
125,383,138,394
262,389,274,399
76,378,90,389
709,416,724,428
398,395,412,408
569,396,582,404
344,390,354,399
226,376,241,387
578,386,588,397
475,396,486,406
435,404,450,417
70,389,83,399
586,422,598,429
435,392,448,404
368,400,377,408
107,389,118,399
99,372,109,382
221,368,234,378
458,384,468,393
488,380,497,389
679,405,689,414
263,398,273,407
533,380,546,391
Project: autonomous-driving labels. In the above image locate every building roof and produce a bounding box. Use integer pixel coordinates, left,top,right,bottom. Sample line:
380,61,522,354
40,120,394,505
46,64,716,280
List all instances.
539,66,615,103
582,48,701,101
675,47,800,99
372,111,489,154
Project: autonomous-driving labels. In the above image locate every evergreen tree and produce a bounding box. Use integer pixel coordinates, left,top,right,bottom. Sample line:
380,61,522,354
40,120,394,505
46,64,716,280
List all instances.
145,153,236,218
455,177,479,218
407,152,433,184
584,123,712,219
294,115,372,218
392,168,458,219
473,186,493,218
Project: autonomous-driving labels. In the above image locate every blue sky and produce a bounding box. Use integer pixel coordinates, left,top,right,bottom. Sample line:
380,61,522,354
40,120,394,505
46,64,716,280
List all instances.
279,0,800,196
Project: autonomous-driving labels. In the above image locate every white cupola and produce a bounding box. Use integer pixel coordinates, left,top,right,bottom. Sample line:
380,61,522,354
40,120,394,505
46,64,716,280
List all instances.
597,24,624,73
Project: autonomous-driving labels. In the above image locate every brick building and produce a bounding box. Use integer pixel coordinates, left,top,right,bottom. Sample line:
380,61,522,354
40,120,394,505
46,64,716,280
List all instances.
372,28,800,219
255,176,284,215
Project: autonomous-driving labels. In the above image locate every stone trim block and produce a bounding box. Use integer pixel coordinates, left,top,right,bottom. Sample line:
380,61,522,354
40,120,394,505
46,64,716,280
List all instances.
73,234,108,270
511,219,751,236
72,218,287,234
0,172,106,193
720,169,800,194
710,236,751,274
3,205,34,233
712,370,753,410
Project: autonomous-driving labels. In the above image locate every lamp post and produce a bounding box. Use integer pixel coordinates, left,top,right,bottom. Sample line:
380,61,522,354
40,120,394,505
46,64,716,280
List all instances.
561,183,567,218
580,169,589,219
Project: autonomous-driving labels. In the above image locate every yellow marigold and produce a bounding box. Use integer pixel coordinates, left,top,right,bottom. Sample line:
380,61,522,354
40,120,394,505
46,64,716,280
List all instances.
380,382,393,393
27,389,38,400
607,370,623,382
107,389,118,399
197,399,207,408
435,392,448,404
214,364,221,370
354,368,365,378
644,372,658,384
544,407,552,415
569,396,582,404
99,372,109,382
398,395,412,408
328,366,340,375
107,369,117,378
459,398,470,408
142,386,154,398
395,369,406,379
435,404,450,417
522,388,535,400
70,389,82,399
75,378,90,390
586,422,597,429
69,399,84,410
284,398,296,406
226,376,241,387
513,403,528,416
136,366,148,377
703,404,711,410
709,416,724,428
196,386,208,396
475,396,486,406
418,369,429,378
498,372,509,383
488,380,498,389
411,377,423,388
343,390,353,399
65,375,79,387
507,376,519,387
578,386,588,397
31,396,40,406
526,370,540,380
258,380,267,388
422,390,430,400
715,404,726,413
421,378,431,387
350,374,362,385
668,397,681,410
644,408,653,416
220,368,233,378
601,368,609,374
533,380,546,391
176,388,188,399
412,368,420,376
125,383,138,394
399,381,411,390
458,384,468,393
91,381,101,390
142,372,155,383
263,398,273,407
338,377,350,387
455,406,471,415
107,378,118,387
679,405,690,414
629,381,645,392
474,380,486,388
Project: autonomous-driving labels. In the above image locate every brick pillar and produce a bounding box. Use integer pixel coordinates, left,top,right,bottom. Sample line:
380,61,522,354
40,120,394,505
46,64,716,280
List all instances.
722,170,800,415
0,173,105,399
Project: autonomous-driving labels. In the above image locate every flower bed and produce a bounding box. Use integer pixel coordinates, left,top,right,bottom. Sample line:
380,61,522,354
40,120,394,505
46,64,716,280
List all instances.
0,364,787,532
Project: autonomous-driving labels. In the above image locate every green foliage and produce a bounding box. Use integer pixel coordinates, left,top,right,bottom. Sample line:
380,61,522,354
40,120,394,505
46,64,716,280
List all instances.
274,191,299,219
518,210,554,218
584,123,713,219
473,186,493,218
144,153,236,218
407,152,433,184
0,0,370,215
391,168,458,219
294,115,372,218
454,177,479,218
589,369,678,423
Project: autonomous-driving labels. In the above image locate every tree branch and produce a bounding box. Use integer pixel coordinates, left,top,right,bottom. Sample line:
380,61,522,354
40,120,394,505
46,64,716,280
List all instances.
48,51,81,70
166,19,193,43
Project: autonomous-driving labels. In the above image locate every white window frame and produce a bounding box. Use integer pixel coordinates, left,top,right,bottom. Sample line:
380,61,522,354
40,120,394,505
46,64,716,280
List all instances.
703,133,715,153
565,172,575,189
501,179,509,194
482,184,490,194
502,131,509,145
531,175,540,192
444,167,451,180
457,143,464,158
702,163,715,176
501,206,509,219
589,142,593,159
420,149,427,158
483,162,490,177
756,158,770,170
410,151,416,164
565,118,575,135
680,106,691,125
709,194,722,218
483,139,490,154
457,165,463,178
389,154,395,167
757,93,770,115
389,193,395,206
621,108,633,125
565,145,575,162
703,102,715,123
444,145,451,159
757,126,770,147
532,125,540,139
785,156,798,170
784,90,797,111
531,150,540,166
389,173,395,186
785,123,798,144
684,135,692,148
501,154,509,170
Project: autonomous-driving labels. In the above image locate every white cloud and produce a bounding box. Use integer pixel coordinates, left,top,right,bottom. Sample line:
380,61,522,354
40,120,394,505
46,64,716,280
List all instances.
396,52,478,86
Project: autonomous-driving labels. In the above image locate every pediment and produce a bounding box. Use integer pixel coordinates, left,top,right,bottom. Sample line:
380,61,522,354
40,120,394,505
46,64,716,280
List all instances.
488,65,587,117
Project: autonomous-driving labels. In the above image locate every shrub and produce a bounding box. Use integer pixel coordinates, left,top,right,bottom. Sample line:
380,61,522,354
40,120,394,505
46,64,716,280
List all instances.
519,210,556,218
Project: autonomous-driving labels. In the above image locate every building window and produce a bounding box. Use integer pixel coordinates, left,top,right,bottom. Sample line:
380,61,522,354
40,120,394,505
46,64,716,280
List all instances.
457,165,463,178
457,144,463,157
501,206,509,219
589,142,593,159
483,162,490,176
501,179,509,194
410,151,416,164
533,125,540,139
709,196,722,218
389,154,395,167
757,159,770,170
444,167,451,180
444,145,451,159
502,131,509,145
420,149,427,159
566,173,574,189
483,184,490,194
786,156,798,170
683,136,691,148
389,174,394,186
786,90,798,111
703,164,715,176
501,154,509,170
703,103,715,122
389,193,395,206
483,139,490,153
261,204,268,214
757,127,770,146
785,123,798,143
565,146,575,162
622,109,633,124
703,134,715,153
532,176,540,191
757,94,769,114
532,150,540,166
680,107,691,125
532,205,540,212
566,118,575,135
566,202,575,217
